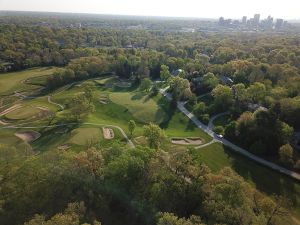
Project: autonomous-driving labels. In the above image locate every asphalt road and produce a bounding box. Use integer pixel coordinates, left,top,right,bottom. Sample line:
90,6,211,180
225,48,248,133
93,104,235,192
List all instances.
160,88,300,181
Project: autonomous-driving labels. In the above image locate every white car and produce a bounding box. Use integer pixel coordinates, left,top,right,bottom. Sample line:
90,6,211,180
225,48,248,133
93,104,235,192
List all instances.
216,134,223,139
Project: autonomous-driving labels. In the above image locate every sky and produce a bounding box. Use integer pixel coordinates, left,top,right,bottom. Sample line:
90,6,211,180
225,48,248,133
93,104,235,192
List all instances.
1,0,299,20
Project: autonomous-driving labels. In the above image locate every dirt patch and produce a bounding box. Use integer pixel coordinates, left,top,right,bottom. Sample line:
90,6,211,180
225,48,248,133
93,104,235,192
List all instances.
15,131,41,142
0,104,22,116
171,137,202,145
103,127,114,139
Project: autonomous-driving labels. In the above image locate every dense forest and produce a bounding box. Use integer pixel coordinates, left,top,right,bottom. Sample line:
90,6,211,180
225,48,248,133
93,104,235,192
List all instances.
1,13,300,225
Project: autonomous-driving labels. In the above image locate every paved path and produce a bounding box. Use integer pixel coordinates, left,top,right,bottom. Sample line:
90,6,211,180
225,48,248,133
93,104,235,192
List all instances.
47,96,64,110
1,122,135,149
160,88,300,181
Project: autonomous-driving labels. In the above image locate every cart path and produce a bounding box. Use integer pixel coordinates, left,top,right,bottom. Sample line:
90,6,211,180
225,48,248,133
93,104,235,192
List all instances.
160,87,300,181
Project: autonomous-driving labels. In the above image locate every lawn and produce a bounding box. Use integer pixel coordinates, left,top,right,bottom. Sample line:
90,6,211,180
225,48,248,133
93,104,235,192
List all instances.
109,91,167,124
0,67,56,95
190,143,300,219
69,128,102,145
5,105,43,120
0,129,22,145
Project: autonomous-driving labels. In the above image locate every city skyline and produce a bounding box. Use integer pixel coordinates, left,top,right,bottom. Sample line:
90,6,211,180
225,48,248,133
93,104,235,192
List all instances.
1,0,300,20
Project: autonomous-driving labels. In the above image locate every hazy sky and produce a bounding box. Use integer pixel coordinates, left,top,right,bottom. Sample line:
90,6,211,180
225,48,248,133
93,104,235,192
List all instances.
1,0,299,20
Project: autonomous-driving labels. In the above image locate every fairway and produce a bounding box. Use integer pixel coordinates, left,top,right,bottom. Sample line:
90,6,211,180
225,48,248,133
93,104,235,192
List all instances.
191,143,300,218
109,91,167,124
69,128,102,145
5,105,43,120
0,67,56,95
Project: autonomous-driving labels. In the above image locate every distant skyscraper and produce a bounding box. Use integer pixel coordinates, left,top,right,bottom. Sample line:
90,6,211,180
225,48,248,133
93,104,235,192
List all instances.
276,19,284,29
254,14,260,25
242,16,247,25
219,17,224,25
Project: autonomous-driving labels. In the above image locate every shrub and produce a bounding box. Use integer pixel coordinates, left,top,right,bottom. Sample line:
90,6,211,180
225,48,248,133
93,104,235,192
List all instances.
213,126,224,135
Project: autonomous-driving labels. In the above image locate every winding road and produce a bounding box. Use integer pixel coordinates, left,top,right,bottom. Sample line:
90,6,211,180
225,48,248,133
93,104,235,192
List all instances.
160,87,300,181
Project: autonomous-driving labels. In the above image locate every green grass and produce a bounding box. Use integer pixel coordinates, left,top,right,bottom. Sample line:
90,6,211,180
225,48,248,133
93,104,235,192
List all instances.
0,67,56,95
5,106,42,120
0,129,22,145
25,75,50,86
109,91,166,124
191,143,300,218
69,128,102,145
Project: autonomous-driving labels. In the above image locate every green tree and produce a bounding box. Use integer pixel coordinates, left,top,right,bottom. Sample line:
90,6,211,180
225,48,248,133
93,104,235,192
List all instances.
212,84,233,111
170,77,192,101
193,102,207,118
128,120,136,137
140,78,152,92
69,95,95,120
143,123,166,149
83,83,95,105
157,213,205,225
247,82,266,103
160,64,171,81
279,144,294,166
213,126,224,135
202,72,219,90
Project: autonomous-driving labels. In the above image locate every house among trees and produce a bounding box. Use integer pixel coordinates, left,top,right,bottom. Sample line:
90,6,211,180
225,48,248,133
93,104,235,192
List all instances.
247,103,267,112
220,75,233,86
0,61,13,72
172,69,183,76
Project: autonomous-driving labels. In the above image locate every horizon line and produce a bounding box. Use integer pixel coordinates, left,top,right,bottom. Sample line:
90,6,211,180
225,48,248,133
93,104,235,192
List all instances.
1,10,299,21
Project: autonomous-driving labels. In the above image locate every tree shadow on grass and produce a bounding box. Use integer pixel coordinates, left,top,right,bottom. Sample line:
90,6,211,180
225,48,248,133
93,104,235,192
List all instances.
223,145,300,209
32,123,80,152
185,119,198,132
131,92,146,101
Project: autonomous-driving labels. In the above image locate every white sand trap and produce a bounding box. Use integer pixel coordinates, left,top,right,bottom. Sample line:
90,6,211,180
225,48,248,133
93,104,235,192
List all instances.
171,137,203,145
15,131,41,142
100,100,108,104
58,144,70,151
103,127,114,139
36,106,49,111
0,104,22,116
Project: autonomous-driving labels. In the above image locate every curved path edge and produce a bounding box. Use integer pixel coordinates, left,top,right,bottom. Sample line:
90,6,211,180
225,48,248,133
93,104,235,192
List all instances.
160,88,300,181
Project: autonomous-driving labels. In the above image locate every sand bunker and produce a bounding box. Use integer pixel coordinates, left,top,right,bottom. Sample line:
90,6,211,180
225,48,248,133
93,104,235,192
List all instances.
15,131,41,142
171,137,202,145
58,144,70,151
103,127,114,139
36,106,49,111
99,100,108,104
